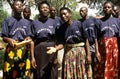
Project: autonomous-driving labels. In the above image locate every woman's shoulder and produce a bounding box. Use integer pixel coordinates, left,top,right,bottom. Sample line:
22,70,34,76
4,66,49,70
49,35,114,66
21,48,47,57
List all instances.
4,16,14,22
73,20,81,25
48,18,55,22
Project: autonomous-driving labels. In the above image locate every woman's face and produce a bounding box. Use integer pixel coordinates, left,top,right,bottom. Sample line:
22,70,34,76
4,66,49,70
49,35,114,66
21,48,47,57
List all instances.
13,1,23,14
50,7,57,17
80,7,88,18
103,3,113,15
23,8,31,19
60,9,71,23
39,3,50,17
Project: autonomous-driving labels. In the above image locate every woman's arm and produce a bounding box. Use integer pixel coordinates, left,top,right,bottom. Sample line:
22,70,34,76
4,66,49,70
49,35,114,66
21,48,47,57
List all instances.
30,41,37,68
95,39,101,62
85,38,91,64
3,37,17,47
47,44,64,54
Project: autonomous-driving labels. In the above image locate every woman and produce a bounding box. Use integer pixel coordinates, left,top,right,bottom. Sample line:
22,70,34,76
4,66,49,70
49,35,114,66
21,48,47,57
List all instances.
31,1,58,79
94,1,120,79
112,5,120,18
23,6,32,22
79,6,101,78
2,0,33,79
47,7,91,79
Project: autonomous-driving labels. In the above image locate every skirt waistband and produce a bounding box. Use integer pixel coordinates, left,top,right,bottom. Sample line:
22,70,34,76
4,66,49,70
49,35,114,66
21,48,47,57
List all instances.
65,42,85,47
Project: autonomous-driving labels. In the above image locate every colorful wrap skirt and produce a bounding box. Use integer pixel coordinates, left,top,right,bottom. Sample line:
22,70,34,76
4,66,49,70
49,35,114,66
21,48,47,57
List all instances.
62,43,92,79
3,45,31,79
94,37,118,79
33,41,58,79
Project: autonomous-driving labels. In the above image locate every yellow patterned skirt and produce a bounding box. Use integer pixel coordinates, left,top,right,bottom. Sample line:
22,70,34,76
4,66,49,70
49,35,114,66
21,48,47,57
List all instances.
3,45,31,79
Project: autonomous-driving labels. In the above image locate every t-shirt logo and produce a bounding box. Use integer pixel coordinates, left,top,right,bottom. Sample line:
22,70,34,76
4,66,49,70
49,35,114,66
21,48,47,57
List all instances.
23,26,27,28
12,27,26,35
49,26,53,28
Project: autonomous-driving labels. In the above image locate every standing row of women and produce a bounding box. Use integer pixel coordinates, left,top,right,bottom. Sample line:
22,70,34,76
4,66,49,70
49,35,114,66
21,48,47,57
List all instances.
2,0,120,79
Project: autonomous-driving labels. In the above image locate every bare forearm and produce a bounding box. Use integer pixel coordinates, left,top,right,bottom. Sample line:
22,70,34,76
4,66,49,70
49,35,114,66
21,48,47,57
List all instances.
30,41,35,58
85,39,91,56
95,39,99,53
3,37,12,43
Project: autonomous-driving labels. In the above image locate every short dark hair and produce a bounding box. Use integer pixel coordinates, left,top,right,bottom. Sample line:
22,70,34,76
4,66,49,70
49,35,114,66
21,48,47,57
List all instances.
12,0,22,6
60,7,71,13
23,6,31,12
103,1,114,9
37,1,50,10
12,0,23,10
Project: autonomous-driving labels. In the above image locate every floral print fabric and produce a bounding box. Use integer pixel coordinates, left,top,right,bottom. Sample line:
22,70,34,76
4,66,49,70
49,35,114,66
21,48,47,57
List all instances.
94,37,118,79
3,45,31,79
62,46,92,79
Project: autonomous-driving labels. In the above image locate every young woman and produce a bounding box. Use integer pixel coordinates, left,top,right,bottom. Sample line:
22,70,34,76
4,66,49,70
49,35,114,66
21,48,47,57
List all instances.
112,5,120,18
79,7,101,78
94,1,120,79
2,0,33,79
23,6,32,21
47,7,91,79
31,1,58,79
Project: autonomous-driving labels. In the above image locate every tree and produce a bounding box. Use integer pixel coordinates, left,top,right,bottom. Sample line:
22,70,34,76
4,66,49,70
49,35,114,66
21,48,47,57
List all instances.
3,0,120,19
0,8,8,70
0,8,9,30
3,0,120,9
78,0,120,9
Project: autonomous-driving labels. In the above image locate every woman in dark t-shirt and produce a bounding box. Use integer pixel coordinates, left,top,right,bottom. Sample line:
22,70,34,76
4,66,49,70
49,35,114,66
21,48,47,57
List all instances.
47,7,91,79
2,0,33,79
94,1,120,79
31,1,58,79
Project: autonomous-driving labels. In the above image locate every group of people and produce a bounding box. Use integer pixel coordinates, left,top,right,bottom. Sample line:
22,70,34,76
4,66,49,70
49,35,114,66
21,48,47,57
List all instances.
1,0,120,79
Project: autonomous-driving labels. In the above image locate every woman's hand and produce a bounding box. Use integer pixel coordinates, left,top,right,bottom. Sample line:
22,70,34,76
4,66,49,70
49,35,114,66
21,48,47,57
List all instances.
24,37,32,41
47,47,57,54
31,57,37,69
9,38,17,47
96,51,101,62
86,55,92,64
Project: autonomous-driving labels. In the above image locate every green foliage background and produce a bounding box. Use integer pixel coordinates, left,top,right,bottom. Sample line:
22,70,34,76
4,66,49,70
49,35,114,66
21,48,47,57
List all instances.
0,8,8,70
0,8,9,30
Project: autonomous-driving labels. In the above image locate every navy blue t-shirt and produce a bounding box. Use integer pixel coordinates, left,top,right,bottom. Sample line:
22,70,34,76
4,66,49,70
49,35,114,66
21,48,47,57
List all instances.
50,16,63,29
2,16,32,41
31,18,56,42
56,20,88,44
79,17,97,45
96,17,120,39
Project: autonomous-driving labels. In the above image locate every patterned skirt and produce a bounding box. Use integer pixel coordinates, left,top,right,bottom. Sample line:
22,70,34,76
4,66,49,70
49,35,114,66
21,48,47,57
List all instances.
3,45,31,79
62,45,92,79
94,37,118,79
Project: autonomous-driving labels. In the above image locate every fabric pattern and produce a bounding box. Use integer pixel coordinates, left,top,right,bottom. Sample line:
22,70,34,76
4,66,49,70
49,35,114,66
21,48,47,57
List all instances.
62,46,92,79
3,45,31,79
94,37,118,79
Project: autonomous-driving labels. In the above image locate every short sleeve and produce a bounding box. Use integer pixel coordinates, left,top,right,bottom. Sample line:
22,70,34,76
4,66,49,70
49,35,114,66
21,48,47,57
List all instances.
95,19,101,39
55,24,66,45
1,18,9,37
117,19,120,37
26,21,33,37
77,21,88,39
30,21,36,38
